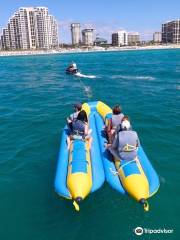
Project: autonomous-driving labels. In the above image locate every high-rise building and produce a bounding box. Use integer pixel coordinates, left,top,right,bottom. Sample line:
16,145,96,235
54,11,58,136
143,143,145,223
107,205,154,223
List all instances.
128,32,140,45
1,28,11,50
9,13,20,50
18,7,37,50
153,32,162,43
71,23,81,46
162,20,180,44
82,29,94,46
49,15,59,48
112,30,128,46
0,7,58,50
35,7,58,49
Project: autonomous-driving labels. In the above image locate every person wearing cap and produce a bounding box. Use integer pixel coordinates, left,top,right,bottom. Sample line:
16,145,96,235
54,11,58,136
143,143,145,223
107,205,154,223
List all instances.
106,119,140,161
67,103,82,130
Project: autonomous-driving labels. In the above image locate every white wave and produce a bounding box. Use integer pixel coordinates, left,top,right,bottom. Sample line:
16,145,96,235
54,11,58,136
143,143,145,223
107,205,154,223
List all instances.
111,75,155,80
75,72,96,79
84,85,92,98
176,85,180,90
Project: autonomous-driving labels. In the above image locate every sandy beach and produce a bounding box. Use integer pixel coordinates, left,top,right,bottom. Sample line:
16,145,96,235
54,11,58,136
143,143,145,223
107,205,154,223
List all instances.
0,44,180,57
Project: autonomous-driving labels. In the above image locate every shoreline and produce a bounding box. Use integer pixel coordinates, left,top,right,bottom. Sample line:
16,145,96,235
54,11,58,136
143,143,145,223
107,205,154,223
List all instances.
0,44,180,57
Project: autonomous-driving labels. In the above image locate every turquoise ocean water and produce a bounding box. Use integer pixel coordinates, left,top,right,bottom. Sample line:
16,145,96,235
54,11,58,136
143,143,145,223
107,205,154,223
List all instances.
0,49,179,240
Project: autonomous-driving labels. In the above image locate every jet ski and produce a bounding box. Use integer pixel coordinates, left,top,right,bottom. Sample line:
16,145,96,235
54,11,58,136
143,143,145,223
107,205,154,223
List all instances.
66,63,79,75
66,62,96,78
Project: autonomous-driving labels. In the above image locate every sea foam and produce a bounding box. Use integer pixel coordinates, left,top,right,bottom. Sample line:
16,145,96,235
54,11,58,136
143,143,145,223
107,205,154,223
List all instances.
111,75,155,80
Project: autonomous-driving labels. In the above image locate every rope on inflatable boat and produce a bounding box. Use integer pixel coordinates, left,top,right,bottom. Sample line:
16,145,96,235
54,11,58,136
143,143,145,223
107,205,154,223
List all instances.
109,159,137,175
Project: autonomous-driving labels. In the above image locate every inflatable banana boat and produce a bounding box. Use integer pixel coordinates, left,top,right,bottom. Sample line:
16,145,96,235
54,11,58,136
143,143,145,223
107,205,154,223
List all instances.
88,101,159,211
54,102,106,211
54,101,159,211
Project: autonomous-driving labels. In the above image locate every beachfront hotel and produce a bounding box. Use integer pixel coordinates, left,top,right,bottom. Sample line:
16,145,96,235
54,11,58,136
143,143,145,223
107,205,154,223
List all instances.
71,23,81,46
162,20,180,44
0,7,58,50
128,32,140,45
153,32,162,43
112,30,128,46
82,29,94,46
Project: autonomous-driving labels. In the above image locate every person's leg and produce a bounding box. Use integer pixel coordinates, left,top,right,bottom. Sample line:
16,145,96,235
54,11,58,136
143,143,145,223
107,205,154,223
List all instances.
88,137,93,149
85,136,92,149
66,136,72,150
109,129,115,144
88,129,92,135
107,130,112,143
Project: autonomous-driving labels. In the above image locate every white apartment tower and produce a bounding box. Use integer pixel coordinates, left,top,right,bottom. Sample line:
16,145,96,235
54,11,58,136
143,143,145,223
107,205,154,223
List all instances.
1,28,11,50
0,7,58,50
112,30,128,46
71,23,81,46
153,32,162,43
82,29,94,46
9,13,20,50
49,15,58,48
19,7,37,49
128,32,140,45
35,7,49,49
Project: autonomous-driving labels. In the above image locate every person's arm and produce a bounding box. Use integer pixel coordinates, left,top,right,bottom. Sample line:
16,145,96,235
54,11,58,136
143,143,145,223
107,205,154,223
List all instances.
67,117,71,123
67,116,72,124
107,118,112,132
67,112,75,123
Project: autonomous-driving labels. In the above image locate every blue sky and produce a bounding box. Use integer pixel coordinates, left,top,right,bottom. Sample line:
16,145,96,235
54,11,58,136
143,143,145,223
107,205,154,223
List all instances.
0,0,180,43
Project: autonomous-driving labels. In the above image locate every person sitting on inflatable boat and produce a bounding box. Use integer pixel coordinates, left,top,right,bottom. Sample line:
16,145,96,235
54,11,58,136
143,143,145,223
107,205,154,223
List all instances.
107,119,140,161
67,110,92,149
66,62,78,74
67,103,82,131
105,105,124,143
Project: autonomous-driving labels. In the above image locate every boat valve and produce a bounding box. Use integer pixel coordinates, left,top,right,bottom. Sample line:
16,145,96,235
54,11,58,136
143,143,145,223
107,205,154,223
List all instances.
75,197,83,202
